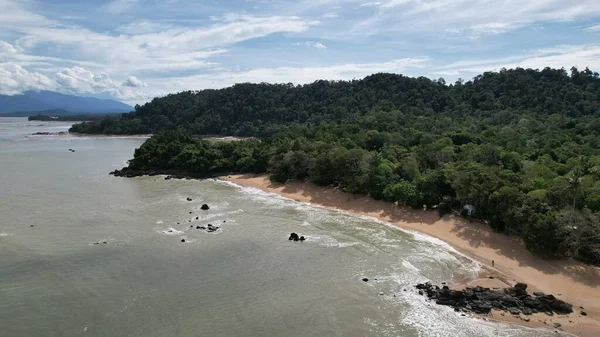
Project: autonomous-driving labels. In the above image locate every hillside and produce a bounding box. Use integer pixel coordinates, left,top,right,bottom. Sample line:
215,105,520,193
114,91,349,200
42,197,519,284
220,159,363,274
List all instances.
70,67,600,135
0,91,132,115
91,67,600,265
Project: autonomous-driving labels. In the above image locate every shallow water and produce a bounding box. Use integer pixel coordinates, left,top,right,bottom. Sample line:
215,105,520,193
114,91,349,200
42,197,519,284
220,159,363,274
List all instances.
0,118,557,337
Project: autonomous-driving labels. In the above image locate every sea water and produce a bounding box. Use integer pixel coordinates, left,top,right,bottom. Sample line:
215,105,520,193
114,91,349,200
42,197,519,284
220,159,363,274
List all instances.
0,118,559,337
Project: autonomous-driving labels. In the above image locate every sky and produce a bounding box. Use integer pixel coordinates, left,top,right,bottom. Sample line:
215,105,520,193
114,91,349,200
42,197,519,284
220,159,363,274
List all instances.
1,0,600,105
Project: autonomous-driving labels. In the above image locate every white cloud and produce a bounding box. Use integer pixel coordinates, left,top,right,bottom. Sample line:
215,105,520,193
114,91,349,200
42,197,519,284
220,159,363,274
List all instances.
360,2,382,7
0,63,55,95
0,41,18,57
354,0,600,37
55,66,117,93
123,76,148,87
585,24,600,32
3,15,315,75
438,44,600,79
323,12,339,18
306,41,327,49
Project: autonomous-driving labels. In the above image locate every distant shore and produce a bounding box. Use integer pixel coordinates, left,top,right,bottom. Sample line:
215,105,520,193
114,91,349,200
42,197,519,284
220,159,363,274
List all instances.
220,174,600,337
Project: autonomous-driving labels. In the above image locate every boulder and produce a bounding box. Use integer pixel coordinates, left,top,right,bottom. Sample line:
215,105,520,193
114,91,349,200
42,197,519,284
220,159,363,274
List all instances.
187,197,192,201
299,236,306,241
289,233,299,241
362,278,369,282
581,311,587,316
514,283,528,291
201,204,210,210
181,239,186,243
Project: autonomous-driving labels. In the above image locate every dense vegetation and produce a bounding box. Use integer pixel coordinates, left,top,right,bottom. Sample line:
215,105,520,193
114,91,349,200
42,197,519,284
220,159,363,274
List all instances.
82,67,600,265
29,114,121,122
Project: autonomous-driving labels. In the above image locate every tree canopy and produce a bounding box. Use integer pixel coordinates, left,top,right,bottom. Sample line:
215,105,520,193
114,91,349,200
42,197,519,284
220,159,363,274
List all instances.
75,67,600,265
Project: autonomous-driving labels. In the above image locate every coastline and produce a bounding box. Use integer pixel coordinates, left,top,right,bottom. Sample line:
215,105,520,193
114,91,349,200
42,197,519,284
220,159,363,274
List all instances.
220,174,600,337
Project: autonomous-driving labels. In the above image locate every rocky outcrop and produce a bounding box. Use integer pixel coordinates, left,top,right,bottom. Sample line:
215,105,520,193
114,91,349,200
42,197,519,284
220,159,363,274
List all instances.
109,168,224,179
415,282,573,316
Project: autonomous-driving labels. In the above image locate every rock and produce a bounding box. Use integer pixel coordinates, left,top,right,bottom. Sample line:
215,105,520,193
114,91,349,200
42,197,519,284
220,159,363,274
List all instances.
289,233,299,241
201,204,210,210
189,212,192,214
553,323,561,328
488,276,495,279
196,226,201,229
199,226,206,230
196,217,199,220
413,282,573,317
299,236,305,241
514,283,528,291
187,197,192,201
165,176,172,180
522,317,531,322
30,225,34,227
293,237,299,241
181,239,186,243
581,311,587,316
379,292,384,296
362,278,369,282
533,292,545,297
509,308,521,315
102,241,107,244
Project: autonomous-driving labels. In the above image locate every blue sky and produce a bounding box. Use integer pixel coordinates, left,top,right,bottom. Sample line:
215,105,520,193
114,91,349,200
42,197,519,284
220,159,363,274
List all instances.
1,0,600,104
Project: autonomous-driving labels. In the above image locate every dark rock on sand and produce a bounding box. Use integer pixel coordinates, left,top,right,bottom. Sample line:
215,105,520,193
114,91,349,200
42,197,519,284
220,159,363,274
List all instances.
181,239,186,243
299,236,305,241
581,311,587,316
414,282,573,316
201,204,210,210
289,233,299,241
187,197,192,201
362,278,369,282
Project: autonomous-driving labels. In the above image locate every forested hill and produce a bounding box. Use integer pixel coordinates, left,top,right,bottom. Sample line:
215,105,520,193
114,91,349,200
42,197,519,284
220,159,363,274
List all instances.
70,67,600,135
104,67,600,265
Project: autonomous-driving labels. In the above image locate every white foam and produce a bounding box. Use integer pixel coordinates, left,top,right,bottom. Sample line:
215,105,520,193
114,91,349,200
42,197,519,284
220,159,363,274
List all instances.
158,227,183,235
401,260,420,273
156,220,164,224
308,234,357,248
0,233,12,237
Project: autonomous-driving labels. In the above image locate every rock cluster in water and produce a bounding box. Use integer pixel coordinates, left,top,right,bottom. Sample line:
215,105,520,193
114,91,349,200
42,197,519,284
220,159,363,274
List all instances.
288,233,305,241
415,282,573,316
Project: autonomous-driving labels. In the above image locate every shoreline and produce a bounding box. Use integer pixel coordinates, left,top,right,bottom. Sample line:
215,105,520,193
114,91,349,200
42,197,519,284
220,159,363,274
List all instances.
220,174,600,337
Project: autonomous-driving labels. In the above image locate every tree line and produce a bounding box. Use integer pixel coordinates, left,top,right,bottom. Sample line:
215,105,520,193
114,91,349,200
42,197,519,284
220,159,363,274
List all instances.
75,67,600,265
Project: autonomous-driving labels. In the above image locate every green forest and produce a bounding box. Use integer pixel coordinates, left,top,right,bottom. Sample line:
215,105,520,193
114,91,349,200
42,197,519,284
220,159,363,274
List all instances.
72,67,600,265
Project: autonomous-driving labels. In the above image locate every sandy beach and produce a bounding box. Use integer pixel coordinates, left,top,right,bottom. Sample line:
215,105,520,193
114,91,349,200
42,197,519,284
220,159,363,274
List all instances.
221,174,600,337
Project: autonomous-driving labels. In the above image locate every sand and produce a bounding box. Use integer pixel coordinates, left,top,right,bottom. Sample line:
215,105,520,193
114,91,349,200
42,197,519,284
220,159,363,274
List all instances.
221,174,600,337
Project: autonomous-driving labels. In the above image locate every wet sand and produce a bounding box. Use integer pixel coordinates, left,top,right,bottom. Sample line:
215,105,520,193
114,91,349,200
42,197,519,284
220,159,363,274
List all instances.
221,174,600,337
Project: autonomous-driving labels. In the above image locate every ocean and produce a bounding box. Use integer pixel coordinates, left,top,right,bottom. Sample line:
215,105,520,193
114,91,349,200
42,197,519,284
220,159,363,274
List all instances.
0,117,557,337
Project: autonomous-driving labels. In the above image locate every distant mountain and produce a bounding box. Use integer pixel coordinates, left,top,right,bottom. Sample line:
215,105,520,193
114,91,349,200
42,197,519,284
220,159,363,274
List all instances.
0,91,133,115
